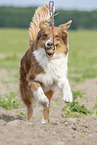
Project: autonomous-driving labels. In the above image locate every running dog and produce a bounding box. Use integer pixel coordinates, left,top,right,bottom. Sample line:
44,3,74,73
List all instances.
19,4,73,123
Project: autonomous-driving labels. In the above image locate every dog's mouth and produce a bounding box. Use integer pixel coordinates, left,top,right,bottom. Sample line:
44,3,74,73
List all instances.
46,51,54,58
45,46,55,58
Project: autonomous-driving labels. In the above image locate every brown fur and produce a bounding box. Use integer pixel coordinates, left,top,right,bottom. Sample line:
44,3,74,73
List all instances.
43,90,54,121
19,5,72,122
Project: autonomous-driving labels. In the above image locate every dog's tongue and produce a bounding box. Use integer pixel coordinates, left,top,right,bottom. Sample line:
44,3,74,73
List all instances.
46,53,53,58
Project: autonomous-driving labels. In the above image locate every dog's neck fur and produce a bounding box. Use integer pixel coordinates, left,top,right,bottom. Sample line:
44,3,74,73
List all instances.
33,48,68,71
33,48,68,92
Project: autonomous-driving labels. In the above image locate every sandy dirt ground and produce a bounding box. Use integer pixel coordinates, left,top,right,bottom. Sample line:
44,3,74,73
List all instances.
0,78,97,145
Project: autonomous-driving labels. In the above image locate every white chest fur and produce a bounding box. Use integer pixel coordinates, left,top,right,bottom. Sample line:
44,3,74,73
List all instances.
33,48,68,91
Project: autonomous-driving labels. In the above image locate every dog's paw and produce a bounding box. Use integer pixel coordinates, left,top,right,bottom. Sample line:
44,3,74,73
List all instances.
33,87,49,108
41,117,48,124
39,96,49,108
63,91,73,103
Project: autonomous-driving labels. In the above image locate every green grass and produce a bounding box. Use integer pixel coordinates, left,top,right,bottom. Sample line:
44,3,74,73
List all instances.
93,103,97,115
16,112,26,120
69,30,97,82
0,28,28,85
80,135,86,139
62,90,95,118
0,92,23,110
0,28,28,71
0,28,28,54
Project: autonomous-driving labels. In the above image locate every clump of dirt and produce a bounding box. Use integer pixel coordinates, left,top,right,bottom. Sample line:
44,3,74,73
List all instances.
0,78,97,145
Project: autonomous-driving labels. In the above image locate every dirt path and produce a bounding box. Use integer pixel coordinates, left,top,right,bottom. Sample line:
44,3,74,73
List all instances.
0,78,97,145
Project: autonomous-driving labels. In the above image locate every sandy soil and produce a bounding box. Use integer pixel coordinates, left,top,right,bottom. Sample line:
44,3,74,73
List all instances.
0,78,97,145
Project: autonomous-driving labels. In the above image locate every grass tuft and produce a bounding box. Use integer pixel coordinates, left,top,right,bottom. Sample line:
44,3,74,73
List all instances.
93,103,97,115
16,112,26,119
62,90,95,118
0,92,23,110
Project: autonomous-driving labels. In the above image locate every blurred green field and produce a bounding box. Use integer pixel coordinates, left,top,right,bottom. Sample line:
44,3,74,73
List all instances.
0,28,97,83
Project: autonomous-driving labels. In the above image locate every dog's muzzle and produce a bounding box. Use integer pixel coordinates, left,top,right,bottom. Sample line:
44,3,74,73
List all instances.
45,40,56,58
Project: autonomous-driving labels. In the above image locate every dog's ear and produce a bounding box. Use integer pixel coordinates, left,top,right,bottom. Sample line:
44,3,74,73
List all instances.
59,20,72,30
39,20,49,30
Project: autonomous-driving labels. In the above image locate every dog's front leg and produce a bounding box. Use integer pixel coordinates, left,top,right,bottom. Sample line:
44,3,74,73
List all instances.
57,77,73,103
28,80,49,108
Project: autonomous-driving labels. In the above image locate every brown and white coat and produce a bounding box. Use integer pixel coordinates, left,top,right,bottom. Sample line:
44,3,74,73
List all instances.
19,4,73,123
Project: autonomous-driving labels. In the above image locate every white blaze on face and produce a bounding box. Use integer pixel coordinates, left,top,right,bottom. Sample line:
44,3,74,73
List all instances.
45,39,52,48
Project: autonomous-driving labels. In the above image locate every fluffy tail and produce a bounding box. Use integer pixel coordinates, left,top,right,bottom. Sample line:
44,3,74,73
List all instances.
29,4,50,48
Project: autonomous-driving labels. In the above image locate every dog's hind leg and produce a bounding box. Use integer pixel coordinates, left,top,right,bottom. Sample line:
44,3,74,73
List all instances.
27,104,33,121
19,82,33,121
42,90,54,123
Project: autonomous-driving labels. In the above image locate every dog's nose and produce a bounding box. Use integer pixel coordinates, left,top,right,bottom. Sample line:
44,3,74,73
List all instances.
47,41,53,48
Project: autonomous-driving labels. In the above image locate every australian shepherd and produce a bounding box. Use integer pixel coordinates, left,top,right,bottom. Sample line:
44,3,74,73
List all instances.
19,4,73,123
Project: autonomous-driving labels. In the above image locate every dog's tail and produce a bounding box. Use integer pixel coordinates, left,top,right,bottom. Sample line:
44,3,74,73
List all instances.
29,4,50,48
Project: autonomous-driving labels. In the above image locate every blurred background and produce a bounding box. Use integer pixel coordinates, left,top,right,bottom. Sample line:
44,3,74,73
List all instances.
0,0,97,29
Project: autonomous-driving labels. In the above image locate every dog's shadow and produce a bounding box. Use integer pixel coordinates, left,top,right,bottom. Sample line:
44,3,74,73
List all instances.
0,114,16,122
0,114,25,122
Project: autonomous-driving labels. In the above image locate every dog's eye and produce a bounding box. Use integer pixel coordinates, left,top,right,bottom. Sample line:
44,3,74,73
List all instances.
55,44,59,47
42,34,48,39
55,35,59,38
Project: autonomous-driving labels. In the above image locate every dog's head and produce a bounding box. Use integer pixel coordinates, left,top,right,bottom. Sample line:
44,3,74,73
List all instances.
35,20,72,58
